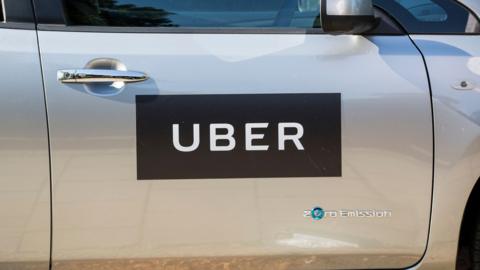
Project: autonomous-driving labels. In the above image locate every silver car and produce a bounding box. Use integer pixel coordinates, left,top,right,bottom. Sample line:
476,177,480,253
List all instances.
1,0,480,269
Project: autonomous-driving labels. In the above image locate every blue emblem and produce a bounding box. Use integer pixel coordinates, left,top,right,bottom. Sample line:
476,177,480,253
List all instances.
311,207,325,220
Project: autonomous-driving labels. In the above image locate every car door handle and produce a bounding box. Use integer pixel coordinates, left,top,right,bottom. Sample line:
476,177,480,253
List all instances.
57,69,148,84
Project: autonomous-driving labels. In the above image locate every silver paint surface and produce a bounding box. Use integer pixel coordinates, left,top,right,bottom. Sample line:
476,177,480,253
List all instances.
0,28,50,270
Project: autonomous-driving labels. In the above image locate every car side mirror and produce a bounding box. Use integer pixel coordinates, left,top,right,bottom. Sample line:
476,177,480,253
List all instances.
320,0,378,34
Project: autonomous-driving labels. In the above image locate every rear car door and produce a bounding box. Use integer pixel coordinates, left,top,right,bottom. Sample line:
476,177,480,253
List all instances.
0,1,50,269
34,0,433,269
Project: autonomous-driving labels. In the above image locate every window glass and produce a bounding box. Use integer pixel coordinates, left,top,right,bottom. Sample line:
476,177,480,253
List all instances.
394,0,448,22
62,0,322,28
374,0,480,33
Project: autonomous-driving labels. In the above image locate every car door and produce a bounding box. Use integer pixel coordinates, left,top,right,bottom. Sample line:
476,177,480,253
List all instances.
34,0,433,269
0,1,50,270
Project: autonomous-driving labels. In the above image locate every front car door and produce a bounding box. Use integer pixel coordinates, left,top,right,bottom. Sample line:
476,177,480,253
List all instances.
34,0,433,269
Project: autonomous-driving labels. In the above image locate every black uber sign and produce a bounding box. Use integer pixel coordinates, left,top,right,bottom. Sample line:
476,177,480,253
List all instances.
136,94,341,180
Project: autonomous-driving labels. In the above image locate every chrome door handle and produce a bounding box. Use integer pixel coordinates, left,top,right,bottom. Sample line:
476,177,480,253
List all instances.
57,69,148,84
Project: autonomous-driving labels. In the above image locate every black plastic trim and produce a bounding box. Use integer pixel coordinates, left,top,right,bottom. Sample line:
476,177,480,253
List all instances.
36,23,406,36
37,25,325,34
36,25,480,35
0,21,35,29
0,0,4,22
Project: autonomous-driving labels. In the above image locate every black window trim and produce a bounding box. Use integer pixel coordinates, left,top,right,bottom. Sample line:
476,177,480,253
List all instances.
36,23,408,36
36,25,327,34
1,0,5,22
0,22,35,29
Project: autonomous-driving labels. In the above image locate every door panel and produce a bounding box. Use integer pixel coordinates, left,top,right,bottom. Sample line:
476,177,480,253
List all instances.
38,32,432,269
0,28,50,270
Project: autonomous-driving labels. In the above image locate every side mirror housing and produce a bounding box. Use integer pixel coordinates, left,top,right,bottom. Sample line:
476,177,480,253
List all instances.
321,0,378,34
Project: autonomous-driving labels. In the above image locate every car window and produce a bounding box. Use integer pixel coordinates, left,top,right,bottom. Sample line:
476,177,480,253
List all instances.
374,0,480,34
61,0,322,28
